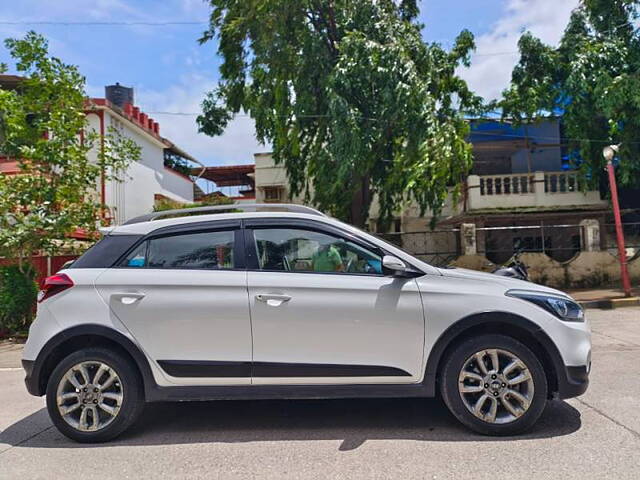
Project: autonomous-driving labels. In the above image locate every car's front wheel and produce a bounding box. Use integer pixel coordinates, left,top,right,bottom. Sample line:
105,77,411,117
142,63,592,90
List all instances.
440,334,548,436
46,347,144,443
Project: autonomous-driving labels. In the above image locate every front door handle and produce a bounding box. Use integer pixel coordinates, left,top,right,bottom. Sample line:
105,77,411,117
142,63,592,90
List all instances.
255,293,292,307
113,292,146,305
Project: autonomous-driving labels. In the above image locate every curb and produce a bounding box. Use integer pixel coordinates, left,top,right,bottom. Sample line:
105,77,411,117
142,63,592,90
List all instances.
579,297,640,310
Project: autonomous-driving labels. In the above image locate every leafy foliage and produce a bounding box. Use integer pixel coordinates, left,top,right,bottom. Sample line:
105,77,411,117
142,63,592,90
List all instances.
164,150,193,176
500,0,640,188
198,0,482,227
0,32,141,267
153,194,234,212
0,264,38,333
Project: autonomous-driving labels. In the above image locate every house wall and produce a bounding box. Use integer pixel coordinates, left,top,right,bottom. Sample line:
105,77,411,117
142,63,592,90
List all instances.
86,110,194,225
451,251,640,289
158,167,195,203
254,153,300,203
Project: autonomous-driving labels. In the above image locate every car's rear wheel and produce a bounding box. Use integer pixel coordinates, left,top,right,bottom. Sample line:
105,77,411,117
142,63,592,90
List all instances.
46,347,144,443
440,334,548,436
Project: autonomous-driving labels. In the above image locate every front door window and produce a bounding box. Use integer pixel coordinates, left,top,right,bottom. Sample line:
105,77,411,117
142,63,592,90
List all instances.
253,228,382,274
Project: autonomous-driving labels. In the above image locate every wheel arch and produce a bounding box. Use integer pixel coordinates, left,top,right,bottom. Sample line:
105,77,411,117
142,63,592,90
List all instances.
28,324,155,398
424,311,564,398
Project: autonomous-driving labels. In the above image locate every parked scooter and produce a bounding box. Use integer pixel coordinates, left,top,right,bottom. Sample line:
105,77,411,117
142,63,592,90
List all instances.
493,250,529,281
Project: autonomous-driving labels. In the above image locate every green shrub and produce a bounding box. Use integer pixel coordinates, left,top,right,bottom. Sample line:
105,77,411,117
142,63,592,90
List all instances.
0,264,39,333
153,195,235,212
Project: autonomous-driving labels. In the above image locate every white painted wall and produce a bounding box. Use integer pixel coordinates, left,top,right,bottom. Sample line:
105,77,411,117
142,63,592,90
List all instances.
254,153,296,203
86,109,194,225
157,167,195,203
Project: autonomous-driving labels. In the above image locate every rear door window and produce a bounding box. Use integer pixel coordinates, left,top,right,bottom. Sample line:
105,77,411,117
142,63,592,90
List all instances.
120,230,235,270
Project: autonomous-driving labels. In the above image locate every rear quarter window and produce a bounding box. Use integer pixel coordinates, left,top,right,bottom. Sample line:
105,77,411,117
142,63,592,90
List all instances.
68,235,143,269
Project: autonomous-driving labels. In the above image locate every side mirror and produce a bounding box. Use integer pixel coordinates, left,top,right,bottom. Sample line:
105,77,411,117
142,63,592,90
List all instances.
382,255,407,276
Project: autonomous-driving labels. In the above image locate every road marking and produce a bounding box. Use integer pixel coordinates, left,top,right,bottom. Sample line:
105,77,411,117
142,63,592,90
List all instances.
0,367,22,372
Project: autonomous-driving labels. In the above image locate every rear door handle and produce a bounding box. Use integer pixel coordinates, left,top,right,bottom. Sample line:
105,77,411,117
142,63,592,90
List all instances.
255,293,291,307
113,292,146,305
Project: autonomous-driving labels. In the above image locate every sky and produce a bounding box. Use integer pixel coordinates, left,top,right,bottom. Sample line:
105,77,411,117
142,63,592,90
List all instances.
0,0,580,168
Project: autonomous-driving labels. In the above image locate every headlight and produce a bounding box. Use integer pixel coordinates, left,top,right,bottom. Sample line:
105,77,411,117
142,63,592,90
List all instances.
506,290,584,322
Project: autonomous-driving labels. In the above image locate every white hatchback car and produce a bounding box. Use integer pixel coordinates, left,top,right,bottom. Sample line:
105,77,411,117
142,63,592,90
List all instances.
23,204,591,442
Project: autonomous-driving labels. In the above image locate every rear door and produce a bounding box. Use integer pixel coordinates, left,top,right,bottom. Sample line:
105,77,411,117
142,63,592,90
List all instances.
245,219,425,385
95,221,252,386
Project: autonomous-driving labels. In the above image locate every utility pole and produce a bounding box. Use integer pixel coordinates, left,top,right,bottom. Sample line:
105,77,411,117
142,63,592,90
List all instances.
603,145,632,297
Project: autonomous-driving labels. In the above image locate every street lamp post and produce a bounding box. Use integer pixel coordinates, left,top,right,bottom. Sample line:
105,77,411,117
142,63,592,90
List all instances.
603,145,632,297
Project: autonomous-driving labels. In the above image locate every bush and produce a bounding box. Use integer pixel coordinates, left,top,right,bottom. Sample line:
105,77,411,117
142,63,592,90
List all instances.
0,264,39,334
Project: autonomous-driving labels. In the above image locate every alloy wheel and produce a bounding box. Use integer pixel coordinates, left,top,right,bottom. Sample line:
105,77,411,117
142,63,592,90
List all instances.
56,361,124,432
458,348,535,424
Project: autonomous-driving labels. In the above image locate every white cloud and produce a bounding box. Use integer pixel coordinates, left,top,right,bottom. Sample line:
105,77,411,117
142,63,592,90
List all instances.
135,74,267,166
460,0,579,102
179,0,209,15
83,0,148,20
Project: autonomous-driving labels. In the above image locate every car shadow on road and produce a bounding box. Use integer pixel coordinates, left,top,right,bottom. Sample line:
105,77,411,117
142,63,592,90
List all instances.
1,397,581,451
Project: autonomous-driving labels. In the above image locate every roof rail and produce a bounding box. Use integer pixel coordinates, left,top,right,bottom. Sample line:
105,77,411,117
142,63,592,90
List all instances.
123,203,326,225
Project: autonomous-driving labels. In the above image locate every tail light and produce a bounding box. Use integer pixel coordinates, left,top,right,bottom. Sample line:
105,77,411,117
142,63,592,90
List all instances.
38,273,74,303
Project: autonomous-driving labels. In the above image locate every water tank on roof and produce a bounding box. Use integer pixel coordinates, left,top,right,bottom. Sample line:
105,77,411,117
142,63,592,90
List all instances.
105,83,134,108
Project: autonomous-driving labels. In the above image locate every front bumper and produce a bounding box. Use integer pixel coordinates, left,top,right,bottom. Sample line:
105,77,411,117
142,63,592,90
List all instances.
556,364,589,399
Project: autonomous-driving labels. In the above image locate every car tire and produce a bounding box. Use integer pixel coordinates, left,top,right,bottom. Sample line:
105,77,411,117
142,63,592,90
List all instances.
46,347,144,443
440,334,548,436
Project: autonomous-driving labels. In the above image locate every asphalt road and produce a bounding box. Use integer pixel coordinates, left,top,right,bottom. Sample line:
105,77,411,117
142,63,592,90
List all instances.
1,308,639,479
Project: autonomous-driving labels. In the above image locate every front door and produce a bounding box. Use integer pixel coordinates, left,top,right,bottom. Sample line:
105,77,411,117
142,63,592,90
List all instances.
245,221,425,385
95,225,252,386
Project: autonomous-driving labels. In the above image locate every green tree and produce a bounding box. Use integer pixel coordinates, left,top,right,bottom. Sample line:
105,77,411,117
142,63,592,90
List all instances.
0,32,141,270
197,0,482,228
500,0,640,189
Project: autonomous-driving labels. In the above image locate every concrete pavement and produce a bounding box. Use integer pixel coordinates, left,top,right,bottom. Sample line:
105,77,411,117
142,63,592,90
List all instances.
569,287,640,309
1,308,639,479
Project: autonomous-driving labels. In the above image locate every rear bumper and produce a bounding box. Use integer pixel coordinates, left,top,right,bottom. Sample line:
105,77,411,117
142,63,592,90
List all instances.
556,364,589,399
22,359,41,396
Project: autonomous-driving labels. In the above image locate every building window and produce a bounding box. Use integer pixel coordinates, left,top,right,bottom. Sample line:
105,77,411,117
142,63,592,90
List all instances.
263,186,284,202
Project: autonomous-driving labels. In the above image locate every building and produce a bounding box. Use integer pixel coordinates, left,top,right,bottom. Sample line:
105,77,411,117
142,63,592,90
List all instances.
195,118,612,262
450,119,609,263
87,83,199,224
0,78,200,225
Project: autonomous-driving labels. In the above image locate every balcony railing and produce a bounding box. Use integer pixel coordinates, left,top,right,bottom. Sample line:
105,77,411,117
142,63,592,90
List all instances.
467,171,606,211
479,174,535,195
544,171,584,193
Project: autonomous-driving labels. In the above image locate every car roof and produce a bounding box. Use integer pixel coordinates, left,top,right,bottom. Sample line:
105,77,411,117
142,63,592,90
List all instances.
108,211,338,236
